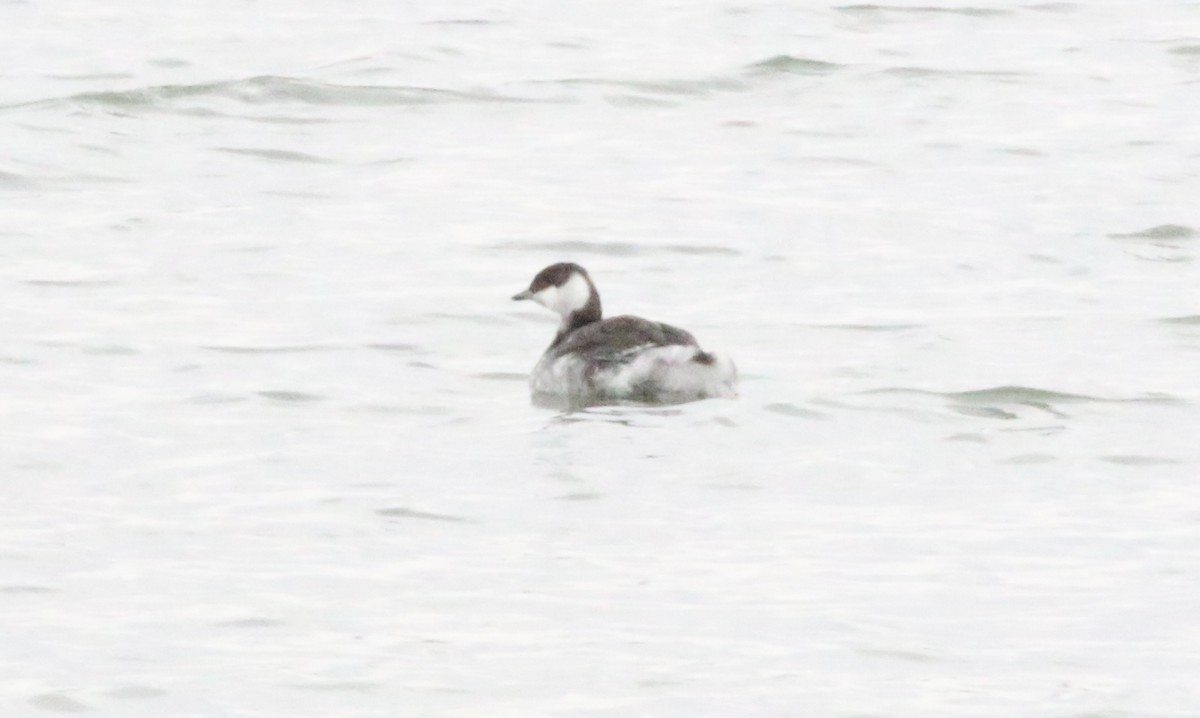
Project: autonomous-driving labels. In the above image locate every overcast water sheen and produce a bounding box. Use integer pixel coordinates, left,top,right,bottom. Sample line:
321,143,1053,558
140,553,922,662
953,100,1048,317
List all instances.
2,1,1199,716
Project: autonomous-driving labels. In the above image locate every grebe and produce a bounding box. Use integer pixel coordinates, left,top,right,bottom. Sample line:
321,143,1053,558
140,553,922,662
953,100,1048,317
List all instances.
512,262,737,408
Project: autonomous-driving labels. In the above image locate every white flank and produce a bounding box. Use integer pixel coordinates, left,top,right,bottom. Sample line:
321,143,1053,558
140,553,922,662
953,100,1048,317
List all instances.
531,271,592,319
531,344,737,407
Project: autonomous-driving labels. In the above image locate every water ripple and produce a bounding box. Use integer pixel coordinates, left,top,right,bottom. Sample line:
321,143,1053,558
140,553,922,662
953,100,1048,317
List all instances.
836,5,1012,17
257,390,325,403
1109,224,1197,242
881,66,1028,80
764,402,832,420
474,371,527,382
997,453,1058,464
213,617,285,628
0,584,57,594
213,147,333,164
29,693,90,713
552,76,748,98
497,239,739,257
204,344,344,354
104,686,166,701
3,75,544,114
377,507,474,523
1160,315,1200,325
1110,224,1195,262
23,278,121,288
744,55,845,76
863,386,1184,422
539,54,842,106
288,682,382,692
0,170,37,190
365,343,423,353
1025,3,1077,12
870,385,1184,405
105,686,167,700
1100,455,1181,466
805,322,924,332
953,405,1020,420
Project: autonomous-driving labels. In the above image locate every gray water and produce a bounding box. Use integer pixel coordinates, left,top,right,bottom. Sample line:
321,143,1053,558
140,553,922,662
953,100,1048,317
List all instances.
3,2,1199,716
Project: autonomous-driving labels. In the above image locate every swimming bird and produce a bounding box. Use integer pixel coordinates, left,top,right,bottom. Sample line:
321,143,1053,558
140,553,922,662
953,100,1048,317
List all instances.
512,262,737,407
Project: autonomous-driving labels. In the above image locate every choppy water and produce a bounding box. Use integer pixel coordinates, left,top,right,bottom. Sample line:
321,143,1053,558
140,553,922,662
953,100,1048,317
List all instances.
3,1,1199,716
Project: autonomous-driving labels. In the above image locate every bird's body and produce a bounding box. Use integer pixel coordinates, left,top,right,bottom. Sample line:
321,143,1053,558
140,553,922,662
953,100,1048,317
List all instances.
513,263,737,408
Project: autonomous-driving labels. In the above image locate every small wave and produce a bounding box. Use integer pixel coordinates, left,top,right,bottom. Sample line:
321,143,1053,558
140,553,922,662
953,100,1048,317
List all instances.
805,322,924,332
182,393,248,405
213,147,332,164
474,371,527,382
0,170,37,190
952,405,1020,420
30,694,91,713
105,686,168,700
82,345,138,356
790,155,888,167
148,58,190,69
551,76,747,98
952,386,1181,405
1109,224,1197,241
3,75,540,114
549,404,685,421
945,432,988,443
764,402,831,420
258,390,325,402
837,5,1011,17
204,344,343,354
866,385,1183,405
744,55,844,76
287,682,382,693
997,453,1058,464
365,342,421,352
498,239,739,257
422,18,498,26
0,585,57,594
431,312,509,325
23,278,121,288
1100,455,1181,466
213,617,285,628
881,66,1027,80
948,386,1100,403
1025,3,1077,12
1160,315,1200,325
542,57,837,108
1001,147,1046,157
857,647,937,663
557,491,605,502
345,404,452,415
377,507,474,523
46,72,135,82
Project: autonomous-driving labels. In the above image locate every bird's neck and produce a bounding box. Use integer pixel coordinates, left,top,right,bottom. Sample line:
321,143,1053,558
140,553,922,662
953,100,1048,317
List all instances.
551,293,602,347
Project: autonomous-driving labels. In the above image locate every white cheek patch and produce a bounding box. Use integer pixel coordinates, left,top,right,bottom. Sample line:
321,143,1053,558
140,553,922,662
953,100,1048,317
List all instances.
553,272,591,316
530,271,591,318
531,285,557,310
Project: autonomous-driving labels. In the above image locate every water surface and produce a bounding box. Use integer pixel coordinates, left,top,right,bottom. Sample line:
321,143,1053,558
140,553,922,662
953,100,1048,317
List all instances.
2,1,1198,716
